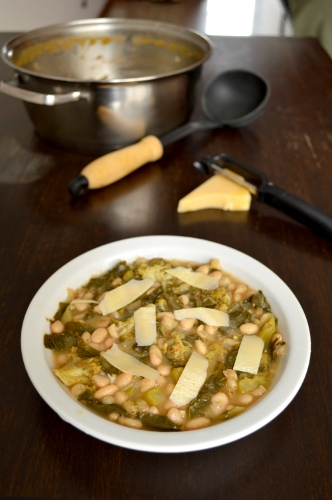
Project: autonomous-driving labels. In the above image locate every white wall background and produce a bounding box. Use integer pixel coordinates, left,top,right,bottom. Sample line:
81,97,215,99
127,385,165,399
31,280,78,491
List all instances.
0,0,109,31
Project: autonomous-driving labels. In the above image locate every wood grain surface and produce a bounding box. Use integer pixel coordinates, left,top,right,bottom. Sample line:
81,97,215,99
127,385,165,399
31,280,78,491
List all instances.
0,25,332,500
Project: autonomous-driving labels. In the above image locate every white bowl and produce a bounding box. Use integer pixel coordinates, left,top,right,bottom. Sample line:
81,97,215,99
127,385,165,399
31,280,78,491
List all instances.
21,236,311,453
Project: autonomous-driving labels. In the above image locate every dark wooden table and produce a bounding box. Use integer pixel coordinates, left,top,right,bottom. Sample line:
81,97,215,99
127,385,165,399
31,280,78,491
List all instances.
1,31,332,500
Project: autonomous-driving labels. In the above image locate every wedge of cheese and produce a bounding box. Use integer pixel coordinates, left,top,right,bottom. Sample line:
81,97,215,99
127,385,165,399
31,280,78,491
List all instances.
233,335,264,374
166,267,219,290
177,174,251,213
99,279,154,315
134,304,157,346
170,351,208,407
101,344,160,381
174,307,229,327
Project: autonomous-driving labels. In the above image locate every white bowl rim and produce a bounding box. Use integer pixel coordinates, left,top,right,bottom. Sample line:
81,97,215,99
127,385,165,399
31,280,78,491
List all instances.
21,235,311,453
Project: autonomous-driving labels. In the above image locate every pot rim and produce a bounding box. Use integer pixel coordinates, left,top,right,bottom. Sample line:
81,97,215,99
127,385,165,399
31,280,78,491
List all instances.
1,17,212,84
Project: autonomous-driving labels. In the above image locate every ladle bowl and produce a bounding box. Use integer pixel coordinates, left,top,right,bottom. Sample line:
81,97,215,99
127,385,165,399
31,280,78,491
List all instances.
202,69,270,126
68,69,270,196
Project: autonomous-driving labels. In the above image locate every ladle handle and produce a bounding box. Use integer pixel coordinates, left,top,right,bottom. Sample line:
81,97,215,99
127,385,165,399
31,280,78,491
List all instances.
260,183,332,239
160,121,220,147
68,135,163,196
68,121,220,196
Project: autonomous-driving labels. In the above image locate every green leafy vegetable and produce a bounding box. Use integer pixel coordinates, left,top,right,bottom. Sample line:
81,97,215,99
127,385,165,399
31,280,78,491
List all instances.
44,333,77,351
259,315,276,349
76,345,101,358
227,292,272,328
64,321,92,335
98,355,121,376
53,364,90,386
187,363,226,419
54,302,69,321
78,390,131,417
140,413,180,431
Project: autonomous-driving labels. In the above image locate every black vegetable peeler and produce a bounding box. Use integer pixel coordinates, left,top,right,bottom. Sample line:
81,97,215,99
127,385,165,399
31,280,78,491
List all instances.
194,153,332,239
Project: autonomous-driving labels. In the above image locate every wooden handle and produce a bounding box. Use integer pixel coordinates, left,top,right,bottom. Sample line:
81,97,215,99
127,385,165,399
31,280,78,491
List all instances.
81,135,164,189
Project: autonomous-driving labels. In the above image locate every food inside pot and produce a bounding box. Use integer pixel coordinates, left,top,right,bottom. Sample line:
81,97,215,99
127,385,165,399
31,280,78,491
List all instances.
11,33,206,81
44,256,286,432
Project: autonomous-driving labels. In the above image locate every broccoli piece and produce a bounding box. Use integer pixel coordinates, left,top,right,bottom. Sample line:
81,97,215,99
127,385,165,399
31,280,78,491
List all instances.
165,333,191,367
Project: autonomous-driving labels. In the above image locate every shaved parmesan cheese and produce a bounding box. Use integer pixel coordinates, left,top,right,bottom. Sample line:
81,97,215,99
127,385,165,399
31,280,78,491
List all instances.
177,173,251,213
174,307,229,327
101,344,160,381
166,267,219,290
99,279,154,315
134,304,157,346
233,335,264,374
169,351,208,407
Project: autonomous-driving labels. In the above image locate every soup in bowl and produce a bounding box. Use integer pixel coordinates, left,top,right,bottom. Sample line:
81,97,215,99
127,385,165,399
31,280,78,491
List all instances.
21,236,311,452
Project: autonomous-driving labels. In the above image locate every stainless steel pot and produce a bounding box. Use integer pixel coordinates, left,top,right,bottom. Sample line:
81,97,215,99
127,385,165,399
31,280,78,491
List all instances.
0,18,212,153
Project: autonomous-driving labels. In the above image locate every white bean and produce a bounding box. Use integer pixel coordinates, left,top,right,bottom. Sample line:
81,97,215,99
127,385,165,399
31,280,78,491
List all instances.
149,345,163,366
157,363,172,376
114,391,128,405
195,339,207,355
139,378,156,393
180,318,196,330
233,293,242,302
122,400,138,416
118,416,143,429
115,372,133,388
81,331,91,344
204,325,215,335
227,378,237,390
94,384,118,399
92,374,110,388
136,399,149,413
108,323,119,339
223,369,237,380
50,320,64,334
56,353,70,367
71,383,86,397
196,265,209,274
108,412,119,422
240,323,259,335
104,337,113,349
185,416,211,430
179,294,190,306
91,327,108,343
111,277,122,287
209,392,229,417
235,284,247,294
101,395,115,404
161,314,178,331
149,406,159,415
237,394,254,405
167,407,184,425
211,392,229,406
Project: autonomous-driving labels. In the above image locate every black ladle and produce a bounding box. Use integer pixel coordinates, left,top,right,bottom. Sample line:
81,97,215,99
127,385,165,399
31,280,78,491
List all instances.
69,69,270,196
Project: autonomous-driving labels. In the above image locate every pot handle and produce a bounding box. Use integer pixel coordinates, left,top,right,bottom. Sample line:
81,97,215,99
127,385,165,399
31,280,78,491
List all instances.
0,79,89,105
